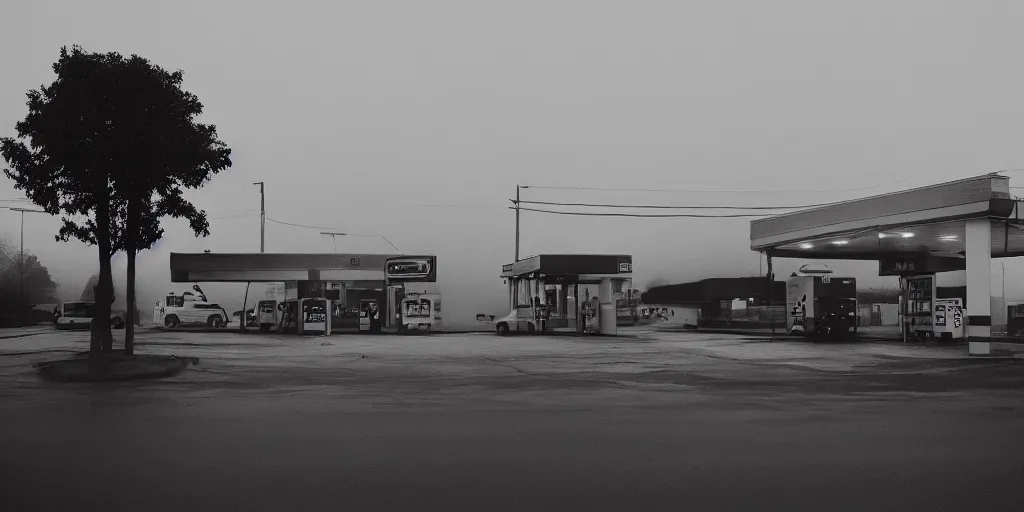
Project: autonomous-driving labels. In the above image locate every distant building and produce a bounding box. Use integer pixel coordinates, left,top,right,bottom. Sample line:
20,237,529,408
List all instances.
641,277,786,327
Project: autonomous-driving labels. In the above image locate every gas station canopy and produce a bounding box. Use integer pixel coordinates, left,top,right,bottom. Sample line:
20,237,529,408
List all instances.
170,252,436,283
501,254,632,283
750,174,1024,263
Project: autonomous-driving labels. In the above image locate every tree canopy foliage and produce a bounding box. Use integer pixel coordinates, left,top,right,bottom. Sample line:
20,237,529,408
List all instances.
1,45,231,354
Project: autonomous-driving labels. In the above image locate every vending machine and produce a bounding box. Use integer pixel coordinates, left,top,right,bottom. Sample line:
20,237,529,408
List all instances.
1006,303,1024,337
933,298,964,339
400,293,442,334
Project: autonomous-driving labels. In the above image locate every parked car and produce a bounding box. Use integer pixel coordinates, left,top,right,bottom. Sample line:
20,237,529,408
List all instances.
53,302,126,330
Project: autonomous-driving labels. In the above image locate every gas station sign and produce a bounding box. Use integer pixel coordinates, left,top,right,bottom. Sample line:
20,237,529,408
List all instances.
386,256,437,282
879,256,965,276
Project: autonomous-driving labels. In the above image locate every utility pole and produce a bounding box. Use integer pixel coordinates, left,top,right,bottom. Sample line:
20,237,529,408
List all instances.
321,232,340,253
515,185,521,261
7,208,45,306
766,251,775,340
253,182,265,253
19,210,23,304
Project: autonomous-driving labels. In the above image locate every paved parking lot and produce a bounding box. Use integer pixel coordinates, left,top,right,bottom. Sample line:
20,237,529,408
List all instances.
1,327,1023,511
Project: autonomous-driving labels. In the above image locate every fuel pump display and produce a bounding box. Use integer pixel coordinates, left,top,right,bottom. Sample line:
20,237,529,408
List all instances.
301,298,329,335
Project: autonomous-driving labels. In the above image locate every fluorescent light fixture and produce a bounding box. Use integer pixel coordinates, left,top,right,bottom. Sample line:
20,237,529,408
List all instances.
799,243,813,249
878,233,888,239
831,240,849,245
939,235,958,241
900,232,915,238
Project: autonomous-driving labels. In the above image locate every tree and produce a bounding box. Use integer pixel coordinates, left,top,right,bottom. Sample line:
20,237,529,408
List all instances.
1,46,231,356
105,52,231,354
0,239,58,308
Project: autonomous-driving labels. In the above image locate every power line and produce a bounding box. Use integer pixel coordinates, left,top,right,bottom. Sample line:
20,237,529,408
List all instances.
408,203,505,209
521,175,925,195
266,217,384,232
208,213,260,220
511,206,769,218
515,199,834,210
266,217,342,231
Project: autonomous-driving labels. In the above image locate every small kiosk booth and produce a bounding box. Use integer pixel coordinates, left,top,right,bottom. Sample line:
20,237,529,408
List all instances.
169,252,438,335
499,254,633,335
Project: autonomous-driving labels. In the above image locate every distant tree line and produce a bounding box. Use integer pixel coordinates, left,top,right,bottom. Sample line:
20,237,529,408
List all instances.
0,235,58,315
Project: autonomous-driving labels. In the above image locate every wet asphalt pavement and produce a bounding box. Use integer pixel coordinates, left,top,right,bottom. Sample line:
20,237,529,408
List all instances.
1,328,1023,511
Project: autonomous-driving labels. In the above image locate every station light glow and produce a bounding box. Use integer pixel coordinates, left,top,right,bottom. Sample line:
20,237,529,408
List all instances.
799,243,813,249
900,232,915,238
878,233,888,239
939,235,958,241
831,240,850,245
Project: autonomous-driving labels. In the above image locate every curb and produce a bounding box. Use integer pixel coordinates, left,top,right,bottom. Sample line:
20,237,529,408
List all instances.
0,332,48,340
36,354,199,382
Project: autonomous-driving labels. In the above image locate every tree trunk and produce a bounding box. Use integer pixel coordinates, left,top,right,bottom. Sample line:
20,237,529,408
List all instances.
93,187,114,356
125,246,136,355
125,199,137,355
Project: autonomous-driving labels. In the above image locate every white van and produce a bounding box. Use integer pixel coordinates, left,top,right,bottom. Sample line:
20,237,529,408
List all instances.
53,301,126,330
154,290,229,328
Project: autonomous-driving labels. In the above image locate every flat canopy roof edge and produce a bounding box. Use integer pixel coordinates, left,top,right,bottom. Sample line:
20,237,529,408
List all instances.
501,254,633,278
170,252,436,283
747,173,1024,262
750,174,1012,249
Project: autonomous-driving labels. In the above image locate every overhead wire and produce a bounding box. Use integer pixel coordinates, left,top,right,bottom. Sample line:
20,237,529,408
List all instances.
515,199,835,210
207,213,260,220
266,217,337,230
521,175,925,195
510,206,770,218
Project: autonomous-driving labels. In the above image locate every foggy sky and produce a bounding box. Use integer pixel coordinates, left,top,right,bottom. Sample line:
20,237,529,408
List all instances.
3,1,1024,325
